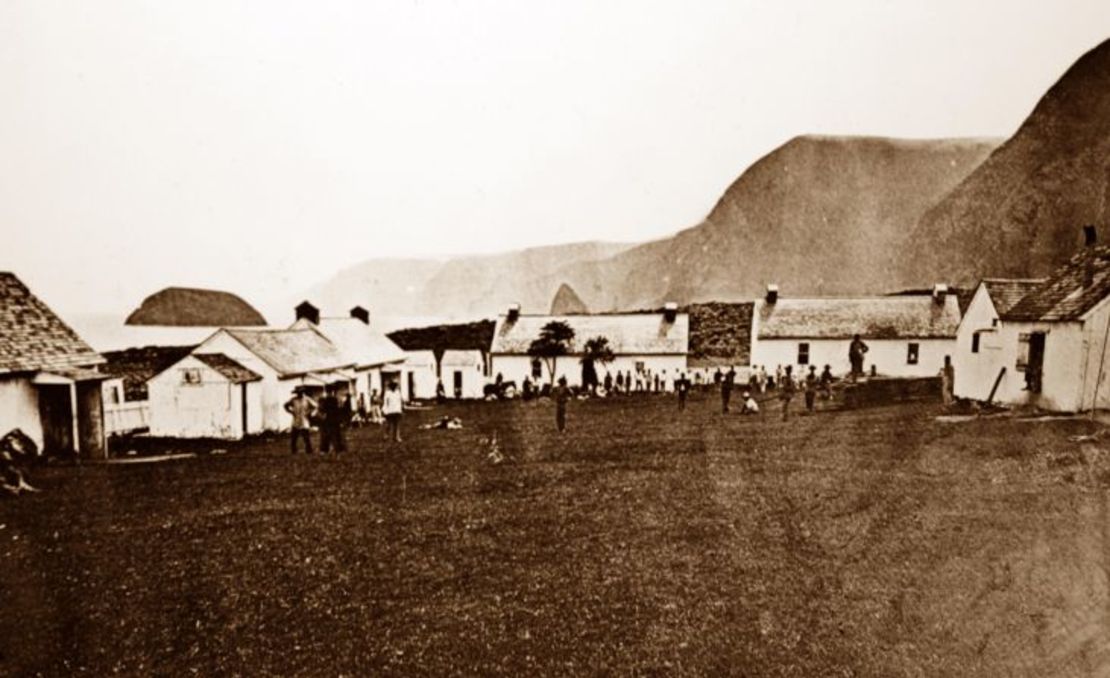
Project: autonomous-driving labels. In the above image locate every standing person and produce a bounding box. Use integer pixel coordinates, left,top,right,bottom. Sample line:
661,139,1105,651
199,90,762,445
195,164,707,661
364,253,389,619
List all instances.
713,368,723,389
382,381,404,443
940,355,955,406
284,387,318,455
615,371,624,394
603,371,613,395
320,387,351,454
553,376,570,433
355,391,368,427
435,379,446,404
369,388,384,424
779,366,796,421
677,372,689,410
819,365,835,400
721,367,735,413
804,366,819,413
849,334,869,381
775,365,784,391
758,365,768,394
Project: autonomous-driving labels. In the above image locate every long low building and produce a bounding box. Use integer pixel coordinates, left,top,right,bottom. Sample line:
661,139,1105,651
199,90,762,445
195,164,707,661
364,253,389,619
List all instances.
750,285,961,378
489,304,689,388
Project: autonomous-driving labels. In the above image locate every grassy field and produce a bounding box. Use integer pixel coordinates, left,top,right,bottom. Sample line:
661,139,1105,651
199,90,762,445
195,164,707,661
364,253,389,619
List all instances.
2,394,1110,676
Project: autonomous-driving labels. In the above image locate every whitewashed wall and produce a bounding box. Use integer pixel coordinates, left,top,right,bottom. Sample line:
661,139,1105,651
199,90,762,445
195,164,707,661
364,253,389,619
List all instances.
402,351,438,400
0,375,44,449
147,355,262,439
953,287,1006,401
490,354,687,388
750,338,954,379
1077,298,1110,412
442,351,487,398
193,332,290,431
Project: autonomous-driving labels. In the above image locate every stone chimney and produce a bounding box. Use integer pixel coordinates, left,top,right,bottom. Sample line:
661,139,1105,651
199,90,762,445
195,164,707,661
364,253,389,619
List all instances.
295,300,320,325
663,302,678,323
350,306,370,325
507,303,520,322
765,284,779,305
932,284,949,306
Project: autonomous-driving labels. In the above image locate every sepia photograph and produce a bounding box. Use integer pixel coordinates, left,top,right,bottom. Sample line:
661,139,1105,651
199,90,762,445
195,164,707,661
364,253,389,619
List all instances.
4,1,1110,675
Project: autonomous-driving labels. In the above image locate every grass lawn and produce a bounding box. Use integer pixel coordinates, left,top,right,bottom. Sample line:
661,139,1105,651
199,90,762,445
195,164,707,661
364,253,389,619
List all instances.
2,394,1110,676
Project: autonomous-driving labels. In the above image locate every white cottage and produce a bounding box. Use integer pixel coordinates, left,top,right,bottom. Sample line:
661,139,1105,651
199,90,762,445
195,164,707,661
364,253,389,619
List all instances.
175,327,355,432
441,349,487,398
147,353,263,439
289,303,407,407
401,350,438,400
973,243,1110,412
750,285,961,379
0,272,109,458
952,279,1045,402
489,305,689,388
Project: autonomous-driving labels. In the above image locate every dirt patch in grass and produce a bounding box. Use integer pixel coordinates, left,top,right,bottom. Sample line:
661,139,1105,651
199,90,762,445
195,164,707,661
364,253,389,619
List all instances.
2,396,1109,676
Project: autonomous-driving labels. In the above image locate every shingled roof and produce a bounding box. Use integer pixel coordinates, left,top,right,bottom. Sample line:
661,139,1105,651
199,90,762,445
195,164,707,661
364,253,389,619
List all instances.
224,328,352,378
0,272,103,374
1003,246,1110,322
491,312,689,355
290,317,406,368
757,295,961,340
192,353,262,383
982,278,1047,316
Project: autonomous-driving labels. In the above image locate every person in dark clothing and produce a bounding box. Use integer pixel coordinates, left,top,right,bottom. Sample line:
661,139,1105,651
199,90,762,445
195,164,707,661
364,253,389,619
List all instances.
804,366,819,413
319,387,349,454
615,371,624,394
677,373,689,410
603,371,613,394
820,365,835,399
721,368,735,413
849,334,869,381
553,377,570,433
435,379,446,404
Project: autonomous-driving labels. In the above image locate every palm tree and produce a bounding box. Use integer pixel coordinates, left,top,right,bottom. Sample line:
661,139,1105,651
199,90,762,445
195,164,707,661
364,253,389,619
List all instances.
580,335,615,393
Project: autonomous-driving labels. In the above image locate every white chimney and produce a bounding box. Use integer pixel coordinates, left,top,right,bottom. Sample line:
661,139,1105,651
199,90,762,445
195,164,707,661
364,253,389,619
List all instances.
933,284,949,305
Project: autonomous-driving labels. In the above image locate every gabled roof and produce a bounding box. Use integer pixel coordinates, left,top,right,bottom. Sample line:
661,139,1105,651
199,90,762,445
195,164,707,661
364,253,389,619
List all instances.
981,278,1047,316
757,295,961,339
101,345,197,399
224,328,352,378
490,312,689,355
289,317,406,368
1003,246,1110,322
0,272,103,373
191,353,262,383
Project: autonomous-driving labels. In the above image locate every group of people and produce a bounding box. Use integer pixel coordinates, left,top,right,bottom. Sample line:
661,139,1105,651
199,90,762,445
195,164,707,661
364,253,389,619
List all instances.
283,380,406,454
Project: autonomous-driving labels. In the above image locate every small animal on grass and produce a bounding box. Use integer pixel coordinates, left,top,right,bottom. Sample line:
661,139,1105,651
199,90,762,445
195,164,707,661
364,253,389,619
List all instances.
1,428,43,496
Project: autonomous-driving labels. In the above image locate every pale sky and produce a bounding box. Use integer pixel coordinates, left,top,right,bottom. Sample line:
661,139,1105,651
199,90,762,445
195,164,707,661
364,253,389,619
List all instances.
2,1,1109,318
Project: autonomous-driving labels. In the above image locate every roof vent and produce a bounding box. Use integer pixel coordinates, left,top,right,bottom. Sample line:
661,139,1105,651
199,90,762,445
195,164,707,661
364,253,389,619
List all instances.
663,302,678,323
507,303,520,322
350,306,370,325
765,284,779,305
932,284,948,306
295,300,320,325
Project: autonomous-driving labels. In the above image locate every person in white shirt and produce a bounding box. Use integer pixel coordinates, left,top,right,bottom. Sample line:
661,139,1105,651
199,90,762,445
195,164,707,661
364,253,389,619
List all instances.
382,381,404,443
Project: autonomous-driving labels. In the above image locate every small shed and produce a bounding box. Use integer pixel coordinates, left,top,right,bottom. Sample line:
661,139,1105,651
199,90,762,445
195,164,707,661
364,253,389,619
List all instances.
441,349,487,398
148,353,263,439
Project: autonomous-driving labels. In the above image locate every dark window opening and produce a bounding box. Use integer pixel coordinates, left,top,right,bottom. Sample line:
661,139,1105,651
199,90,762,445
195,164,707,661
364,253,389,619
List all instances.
907,343,920,365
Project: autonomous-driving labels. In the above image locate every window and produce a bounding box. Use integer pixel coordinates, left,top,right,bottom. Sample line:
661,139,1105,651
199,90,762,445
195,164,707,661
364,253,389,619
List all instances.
907,343,920,365
531,358,543,379
107,385,121,405
797,342,810,365
181,368,202,385
971,332,981,354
